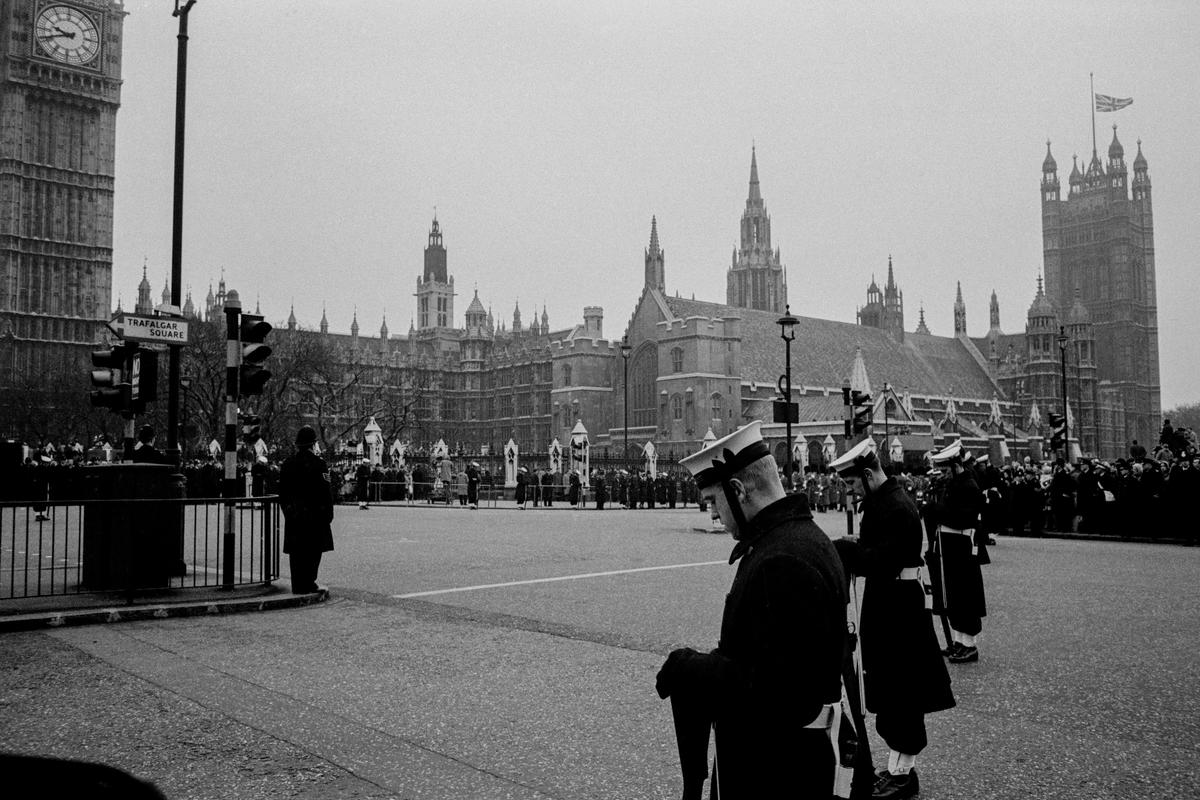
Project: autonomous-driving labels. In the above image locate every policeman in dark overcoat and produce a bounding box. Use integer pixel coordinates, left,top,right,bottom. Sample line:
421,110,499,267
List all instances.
656,421,847,799
929,442,986,663
279,425,334,594
831,438,955,800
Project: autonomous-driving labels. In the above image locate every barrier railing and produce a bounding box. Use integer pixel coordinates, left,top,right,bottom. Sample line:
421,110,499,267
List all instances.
0,496,279,601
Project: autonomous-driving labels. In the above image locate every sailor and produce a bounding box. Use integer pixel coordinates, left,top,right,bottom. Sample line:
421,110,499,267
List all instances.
655,421,846,799
929,440,987,663
831,438,955,800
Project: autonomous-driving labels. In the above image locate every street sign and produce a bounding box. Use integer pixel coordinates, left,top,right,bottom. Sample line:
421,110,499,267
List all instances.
115,314,189,345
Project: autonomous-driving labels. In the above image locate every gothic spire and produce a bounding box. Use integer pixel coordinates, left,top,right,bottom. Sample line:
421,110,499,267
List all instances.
648,215,660,256
748,146,761,203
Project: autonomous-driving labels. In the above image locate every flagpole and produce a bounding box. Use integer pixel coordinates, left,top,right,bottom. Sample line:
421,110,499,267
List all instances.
1090,72,1097,157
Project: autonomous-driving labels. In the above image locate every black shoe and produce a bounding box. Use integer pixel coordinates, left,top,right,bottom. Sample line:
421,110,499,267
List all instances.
941,642,963,657
872,769,919,799
949,645,979,663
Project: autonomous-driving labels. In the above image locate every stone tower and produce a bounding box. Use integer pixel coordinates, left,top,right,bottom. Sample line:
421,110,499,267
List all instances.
1040,132,1160,452
0,0,126,382
727,147,786,313
416,215,455,330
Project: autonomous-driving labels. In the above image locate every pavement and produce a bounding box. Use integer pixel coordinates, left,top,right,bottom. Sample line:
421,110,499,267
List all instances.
1,504,1197,799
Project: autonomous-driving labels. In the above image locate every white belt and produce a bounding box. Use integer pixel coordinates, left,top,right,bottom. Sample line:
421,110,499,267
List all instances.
897,567,921,580
805,703,837,730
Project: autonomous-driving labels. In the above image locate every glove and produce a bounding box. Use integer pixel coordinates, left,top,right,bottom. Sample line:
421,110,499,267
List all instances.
656,647,701,699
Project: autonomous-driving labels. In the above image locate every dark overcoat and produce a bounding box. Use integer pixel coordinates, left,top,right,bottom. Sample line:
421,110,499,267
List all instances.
515,472,527,504
836,478,955,716
665,495,847,798
932,470,987,620
279,449,334,555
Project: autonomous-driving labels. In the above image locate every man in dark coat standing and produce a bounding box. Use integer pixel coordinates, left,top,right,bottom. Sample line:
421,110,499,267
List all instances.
279,425,334,594
930,442,987,664
656,421,846,799
831,438,955,800
131,425,166,464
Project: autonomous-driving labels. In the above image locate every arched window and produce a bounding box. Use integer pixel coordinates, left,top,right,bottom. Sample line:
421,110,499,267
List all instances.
563,364,572,386
710,392,722,420
671,347,684,373
671,394,683,420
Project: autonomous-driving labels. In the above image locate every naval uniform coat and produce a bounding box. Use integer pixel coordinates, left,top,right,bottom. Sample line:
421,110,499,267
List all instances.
932,470,987,625
835,478,955,716
279,449,335,556
661,494,847,798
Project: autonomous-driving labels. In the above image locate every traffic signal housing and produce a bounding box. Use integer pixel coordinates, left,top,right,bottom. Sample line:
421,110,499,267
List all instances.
1048,412,1066,450
90,342,135,412
130,348,158,414
240,413,262,443
851,391,873,435
239,314,272,396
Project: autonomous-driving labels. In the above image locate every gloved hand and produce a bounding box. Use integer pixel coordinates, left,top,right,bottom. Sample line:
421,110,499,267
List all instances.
656,647,702,699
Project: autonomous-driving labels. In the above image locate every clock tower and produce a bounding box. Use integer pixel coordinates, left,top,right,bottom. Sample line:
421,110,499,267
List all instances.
0,0,125,388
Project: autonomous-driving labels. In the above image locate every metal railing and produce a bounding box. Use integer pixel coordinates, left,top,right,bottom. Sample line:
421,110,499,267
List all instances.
0,495,279,601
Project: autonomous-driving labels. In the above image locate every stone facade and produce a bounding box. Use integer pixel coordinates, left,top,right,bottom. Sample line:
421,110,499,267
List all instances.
0,0,124,383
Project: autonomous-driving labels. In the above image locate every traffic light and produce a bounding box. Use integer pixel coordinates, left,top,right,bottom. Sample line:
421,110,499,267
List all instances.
130,349,158,414
1048,412,1066,450
90,342,135,412
238,313,272,396
240,413,261,443
851,391,873,435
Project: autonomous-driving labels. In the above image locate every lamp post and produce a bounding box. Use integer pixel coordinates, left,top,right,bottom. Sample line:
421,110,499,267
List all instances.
882,381,891,464
166,0,198,468
179,376,193,459
1058,326,1070,460
620,335,632,464
777,305,799,484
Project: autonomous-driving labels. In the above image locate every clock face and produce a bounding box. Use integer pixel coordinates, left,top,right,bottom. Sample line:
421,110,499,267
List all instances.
34,5,101,66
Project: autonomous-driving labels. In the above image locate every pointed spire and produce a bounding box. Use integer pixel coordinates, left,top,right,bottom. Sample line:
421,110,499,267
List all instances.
848,347,871,395
320,304,328,335
287,301,297,330
886,255,895,290
915,304,930,335
351,306,359,337
748,145,761,203
648,215,660,256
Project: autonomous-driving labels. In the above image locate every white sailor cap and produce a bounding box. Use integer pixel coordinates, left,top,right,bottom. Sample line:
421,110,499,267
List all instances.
976,453,990,464
929,440,965,465
829,437,878,475
680,421,770,489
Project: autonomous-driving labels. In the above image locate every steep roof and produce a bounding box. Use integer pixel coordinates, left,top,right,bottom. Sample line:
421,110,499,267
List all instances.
662,295,1000,399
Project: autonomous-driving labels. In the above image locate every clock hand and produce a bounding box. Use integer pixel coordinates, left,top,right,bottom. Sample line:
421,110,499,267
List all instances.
37,28,76,40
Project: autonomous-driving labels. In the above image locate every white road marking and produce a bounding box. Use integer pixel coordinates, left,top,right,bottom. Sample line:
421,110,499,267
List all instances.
392,560,728,599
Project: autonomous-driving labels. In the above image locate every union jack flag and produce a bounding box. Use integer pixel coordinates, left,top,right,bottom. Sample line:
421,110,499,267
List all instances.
1095,93,1133,112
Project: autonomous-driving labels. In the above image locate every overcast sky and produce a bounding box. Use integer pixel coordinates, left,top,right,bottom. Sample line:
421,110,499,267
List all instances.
111,1,1200,408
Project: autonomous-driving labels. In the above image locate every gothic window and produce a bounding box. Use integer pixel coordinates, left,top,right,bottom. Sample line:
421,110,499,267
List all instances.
710,392,722,420
671,347,683,373
563,364,572,385
671,394,683,420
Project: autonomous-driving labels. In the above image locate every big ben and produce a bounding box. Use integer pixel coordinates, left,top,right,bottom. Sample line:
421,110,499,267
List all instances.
0,0,124,412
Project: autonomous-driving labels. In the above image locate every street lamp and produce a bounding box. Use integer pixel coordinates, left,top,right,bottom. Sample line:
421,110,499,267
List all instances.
1058,326,1070,460
777,305,799,485
166,0,198,468
620,335,632,463
882,381,890,464
179,376,193,460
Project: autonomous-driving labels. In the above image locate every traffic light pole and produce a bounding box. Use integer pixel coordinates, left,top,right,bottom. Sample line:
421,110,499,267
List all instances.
222,293,241,588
